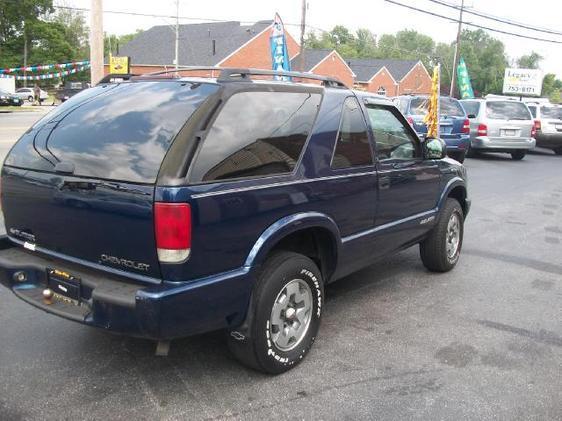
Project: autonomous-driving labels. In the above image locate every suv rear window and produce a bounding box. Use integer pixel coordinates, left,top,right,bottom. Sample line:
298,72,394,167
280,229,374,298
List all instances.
6,81,219,183
461,101,480,117
542,106,561,119
486,101,531,120
189,91,321,182
410,97,465,117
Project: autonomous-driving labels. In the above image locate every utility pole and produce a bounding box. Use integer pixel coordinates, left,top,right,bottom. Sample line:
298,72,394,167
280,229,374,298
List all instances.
23,22,27,87
449,0,465,97
298,0,307,72
449,0,464,96
90,0,104,85
174,0,180,69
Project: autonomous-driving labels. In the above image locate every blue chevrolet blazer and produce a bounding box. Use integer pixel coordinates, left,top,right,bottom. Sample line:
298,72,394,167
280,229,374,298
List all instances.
0,68,469,373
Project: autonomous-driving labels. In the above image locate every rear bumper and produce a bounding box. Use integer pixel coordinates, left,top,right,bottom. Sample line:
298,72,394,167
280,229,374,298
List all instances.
442,134,470,152
536,132,562,148
471,136,536,151
0,237,253,340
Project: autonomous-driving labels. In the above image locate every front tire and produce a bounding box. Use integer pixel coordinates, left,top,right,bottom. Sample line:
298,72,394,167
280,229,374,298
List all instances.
554,147,562,156
228,251,324,374
511,150,526,160
420,198,464,272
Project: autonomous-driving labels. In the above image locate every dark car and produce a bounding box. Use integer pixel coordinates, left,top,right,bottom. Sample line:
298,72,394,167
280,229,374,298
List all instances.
0,68,470,374
56,81,89,102
0,89,22,106
394,95,471,163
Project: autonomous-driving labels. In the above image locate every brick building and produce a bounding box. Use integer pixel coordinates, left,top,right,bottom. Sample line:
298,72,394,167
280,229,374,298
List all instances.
109,20,299,76
290,49,355,88
348,58,432,96
110,20,431,96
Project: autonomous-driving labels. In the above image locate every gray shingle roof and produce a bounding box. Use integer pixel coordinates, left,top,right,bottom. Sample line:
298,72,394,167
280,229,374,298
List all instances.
290,49,332,71
347,58,420,82
120,21,272,66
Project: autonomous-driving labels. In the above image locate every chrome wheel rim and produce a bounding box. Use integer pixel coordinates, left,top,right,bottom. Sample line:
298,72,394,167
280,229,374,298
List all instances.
269,279,313,351
446,213,461,259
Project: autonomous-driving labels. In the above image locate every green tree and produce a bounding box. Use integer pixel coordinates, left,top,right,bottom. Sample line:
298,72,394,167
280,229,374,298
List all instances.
542,73,562,103
458,29,508,95
51,6,89,59
104,29,144,57
516,51,543,69
354,29,377,58
376,30,434,68
0,0,53,67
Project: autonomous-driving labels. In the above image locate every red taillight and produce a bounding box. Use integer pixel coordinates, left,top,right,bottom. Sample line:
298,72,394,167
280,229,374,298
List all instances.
406,116,414,126
532,119,540,138
477,123,487,137
154,203,191,263
462,118,470,134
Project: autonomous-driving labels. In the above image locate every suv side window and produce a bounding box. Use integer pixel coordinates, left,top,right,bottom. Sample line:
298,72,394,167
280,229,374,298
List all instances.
331,97,373,169
366,105,419,160
189,91,321,182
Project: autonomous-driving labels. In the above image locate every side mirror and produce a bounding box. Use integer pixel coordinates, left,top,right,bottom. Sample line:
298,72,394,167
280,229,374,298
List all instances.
423,137,447,160
467,114,476,119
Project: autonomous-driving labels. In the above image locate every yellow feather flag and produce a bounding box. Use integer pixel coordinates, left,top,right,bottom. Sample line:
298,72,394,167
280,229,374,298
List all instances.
423,65,440,138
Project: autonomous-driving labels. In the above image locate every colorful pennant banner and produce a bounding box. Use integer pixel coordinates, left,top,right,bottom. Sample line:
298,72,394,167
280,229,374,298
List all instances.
0,60,90,74
0,64,90,80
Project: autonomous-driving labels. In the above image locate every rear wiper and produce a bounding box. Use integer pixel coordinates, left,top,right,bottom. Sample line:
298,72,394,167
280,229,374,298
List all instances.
54,161,75,175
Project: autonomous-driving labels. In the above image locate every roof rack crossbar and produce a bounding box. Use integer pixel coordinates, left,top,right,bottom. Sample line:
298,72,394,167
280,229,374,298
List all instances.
217,68,346,88
140,66,225,77
137,66,347,88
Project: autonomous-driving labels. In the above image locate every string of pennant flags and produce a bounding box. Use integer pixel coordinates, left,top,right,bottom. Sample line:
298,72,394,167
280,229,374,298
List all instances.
0,64,91,81
0,60,90,75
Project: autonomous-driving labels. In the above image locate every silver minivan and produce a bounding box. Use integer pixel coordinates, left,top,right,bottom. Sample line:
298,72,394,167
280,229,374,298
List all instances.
526,102,562,155
460,99,535,160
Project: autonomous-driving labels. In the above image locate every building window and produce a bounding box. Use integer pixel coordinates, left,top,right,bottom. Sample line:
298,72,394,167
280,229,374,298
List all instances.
376,86,386,96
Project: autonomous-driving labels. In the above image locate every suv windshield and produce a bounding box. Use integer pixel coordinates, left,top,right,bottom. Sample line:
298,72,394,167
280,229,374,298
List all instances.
410,97,465,117
542,106,561,119
6,81,220,183
486,101,531,120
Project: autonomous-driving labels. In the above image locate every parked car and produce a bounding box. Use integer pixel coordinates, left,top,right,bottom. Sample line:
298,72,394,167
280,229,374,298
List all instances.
0,68,470,374
0,89,23,106
393,95,470,163
460,99,536,160
526,102,562,155
56,81,89,102
14,87,49,103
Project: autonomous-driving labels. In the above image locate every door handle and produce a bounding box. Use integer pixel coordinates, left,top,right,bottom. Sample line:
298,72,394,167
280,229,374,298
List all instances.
391,161,416,170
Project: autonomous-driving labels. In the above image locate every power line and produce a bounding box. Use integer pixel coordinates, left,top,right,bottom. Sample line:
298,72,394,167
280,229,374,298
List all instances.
384,0,562,44
425,0,562,37
53,4,309,30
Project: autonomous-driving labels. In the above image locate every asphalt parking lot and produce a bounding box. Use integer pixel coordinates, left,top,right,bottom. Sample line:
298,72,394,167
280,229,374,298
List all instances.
0,111,561,420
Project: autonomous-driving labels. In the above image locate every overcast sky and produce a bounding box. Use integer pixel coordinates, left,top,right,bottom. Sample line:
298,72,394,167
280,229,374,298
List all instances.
66,0,562,78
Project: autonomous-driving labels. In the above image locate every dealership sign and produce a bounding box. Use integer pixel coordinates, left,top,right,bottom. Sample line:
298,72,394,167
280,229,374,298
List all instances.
502,68,543,96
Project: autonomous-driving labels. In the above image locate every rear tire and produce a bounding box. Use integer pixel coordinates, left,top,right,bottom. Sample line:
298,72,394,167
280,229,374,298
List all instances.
511,150,526,160
420,198,464,272
27,96,33,102
227,251,324,374
465,144,477,158
554,147,562,156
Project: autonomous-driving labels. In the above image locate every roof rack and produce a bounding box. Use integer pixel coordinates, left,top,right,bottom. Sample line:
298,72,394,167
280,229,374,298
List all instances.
97,73,137,85
137,66,347,88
